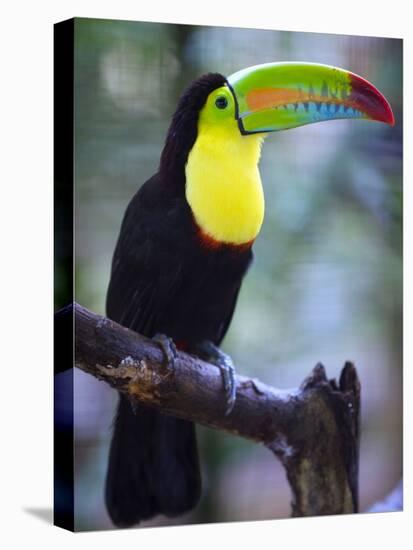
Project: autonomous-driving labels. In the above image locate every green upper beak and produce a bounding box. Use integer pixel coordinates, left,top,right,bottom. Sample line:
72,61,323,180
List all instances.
227,62,394,134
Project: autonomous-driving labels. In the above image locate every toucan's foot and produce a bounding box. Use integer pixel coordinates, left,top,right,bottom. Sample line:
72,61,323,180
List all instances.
196,340,236,415
153,333,178,370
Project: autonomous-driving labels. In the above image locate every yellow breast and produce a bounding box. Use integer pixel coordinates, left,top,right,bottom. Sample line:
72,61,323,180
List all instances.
185,123,265,246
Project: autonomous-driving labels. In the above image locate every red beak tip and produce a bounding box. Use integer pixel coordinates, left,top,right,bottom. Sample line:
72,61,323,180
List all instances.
349,72,395,128
381,107,395,126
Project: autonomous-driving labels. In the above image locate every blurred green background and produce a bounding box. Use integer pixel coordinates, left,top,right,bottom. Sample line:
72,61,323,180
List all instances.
69,17,402,531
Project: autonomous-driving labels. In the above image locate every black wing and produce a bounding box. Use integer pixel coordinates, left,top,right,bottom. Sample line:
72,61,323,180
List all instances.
105,176,201,526
106,177,183,337
215,278,244,346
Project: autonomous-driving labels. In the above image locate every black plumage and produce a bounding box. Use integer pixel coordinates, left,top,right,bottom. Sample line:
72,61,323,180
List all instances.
105,73,253,527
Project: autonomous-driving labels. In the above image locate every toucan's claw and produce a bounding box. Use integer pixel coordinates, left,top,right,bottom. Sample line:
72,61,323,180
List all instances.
196,340,237,415
153,333,178,370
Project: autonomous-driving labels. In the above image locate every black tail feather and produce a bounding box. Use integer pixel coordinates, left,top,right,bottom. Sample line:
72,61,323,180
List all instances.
105,395,201,527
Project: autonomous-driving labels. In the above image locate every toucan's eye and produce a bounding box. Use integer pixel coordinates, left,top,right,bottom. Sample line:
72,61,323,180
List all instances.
215,96,228,109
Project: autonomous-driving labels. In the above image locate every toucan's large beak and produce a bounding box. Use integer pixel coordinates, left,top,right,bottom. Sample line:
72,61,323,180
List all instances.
227,62,394,134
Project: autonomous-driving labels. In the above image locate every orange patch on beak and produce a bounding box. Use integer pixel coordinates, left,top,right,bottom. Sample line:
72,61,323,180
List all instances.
246,87,361,112
246,88,304,110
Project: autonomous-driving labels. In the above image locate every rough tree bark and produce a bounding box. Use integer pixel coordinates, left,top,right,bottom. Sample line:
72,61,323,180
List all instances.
72,302,361,517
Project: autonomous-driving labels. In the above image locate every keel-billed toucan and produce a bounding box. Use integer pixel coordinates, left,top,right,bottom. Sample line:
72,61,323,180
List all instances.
105,62,394,526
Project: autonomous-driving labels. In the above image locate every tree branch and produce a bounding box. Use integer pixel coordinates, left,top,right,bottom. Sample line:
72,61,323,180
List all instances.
71,302,361,517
